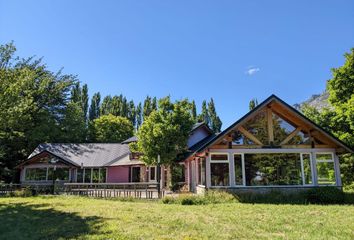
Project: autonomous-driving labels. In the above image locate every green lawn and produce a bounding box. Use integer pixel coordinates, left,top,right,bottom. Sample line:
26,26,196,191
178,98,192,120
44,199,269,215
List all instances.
0,196,353,240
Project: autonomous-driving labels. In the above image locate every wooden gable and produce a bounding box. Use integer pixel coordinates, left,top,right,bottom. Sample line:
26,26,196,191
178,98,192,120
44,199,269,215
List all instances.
207,95,352,153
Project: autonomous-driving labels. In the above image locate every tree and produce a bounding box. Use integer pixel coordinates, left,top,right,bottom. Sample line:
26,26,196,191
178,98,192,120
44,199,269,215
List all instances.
143,96,152,120
208,98,222,133
81,84,89,122
91,114,134,143
249,98,258,110
136,103,142,130
101,95,112,115
301,48,354,186
60,102,87,142
0,42,75,182
89,92,101,121
132,97,194,165
191,100,197,122
127,100,136,127
198,100,210,125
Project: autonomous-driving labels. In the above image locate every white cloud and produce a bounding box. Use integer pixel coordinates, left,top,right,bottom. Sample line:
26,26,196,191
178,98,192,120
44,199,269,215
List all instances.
245,67,260,75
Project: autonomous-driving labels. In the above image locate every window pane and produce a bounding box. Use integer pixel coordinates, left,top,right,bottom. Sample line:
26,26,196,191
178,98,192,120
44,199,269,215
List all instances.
199,159,206,185
211,154,228,161
288,131,311,145
92,168,100,183
316,154,333,161
234,155,243,185
55,168,69,181
242,110,268,144
272,113,296,145
244,153,302,186
317,162,335,185
100,168,106,183
25,168,47,181
302,154,312,184
211,163,229,186
77,169,84,183
84,169,91,183
232,131,255,145
150,167,156,181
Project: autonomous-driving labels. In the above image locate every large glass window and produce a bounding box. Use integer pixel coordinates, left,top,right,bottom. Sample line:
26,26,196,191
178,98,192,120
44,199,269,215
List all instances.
92,168,100,183
84,169,92,183
48,168,69,181
198,158,206,185
301,153,312,185
316,153,335,185
234,154,243,185
210,154,229,186
100,168,107,183
77,169,84,183
25,168,47,181
244,153,302,186
242,110,268,144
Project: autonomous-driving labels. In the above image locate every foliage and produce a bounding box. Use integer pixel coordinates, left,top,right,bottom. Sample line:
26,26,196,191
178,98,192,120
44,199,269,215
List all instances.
91,114,134,143
0,42,75,182
133,97,194,165
88,92,101,121
6,187,33,197
198,100,210,125
249,98,258,110
162,190,237,205
208,98,222,133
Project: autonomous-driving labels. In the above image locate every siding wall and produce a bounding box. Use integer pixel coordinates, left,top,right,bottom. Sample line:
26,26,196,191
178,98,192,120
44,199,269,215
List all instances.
107,166,130,183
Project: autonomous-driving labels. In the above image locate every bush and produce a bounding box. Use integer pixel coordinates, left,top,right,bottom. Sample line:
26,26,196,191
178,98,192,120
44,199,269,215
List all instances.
305,187,344,204
161,190,238,205
6,187,33,197
343,183,354,193
204,190,238,204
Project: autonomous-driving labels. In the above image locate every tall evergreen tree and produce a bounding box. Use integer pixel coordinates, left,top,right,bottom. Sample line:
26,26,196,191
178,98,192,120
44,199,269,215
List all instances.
136,102,142,130
191,100,197,122
249,98,258,110
198,100,210,126
81,84,89,121
128,100,136,127
208,98,222,133
71,82,81,103
89,92,101,121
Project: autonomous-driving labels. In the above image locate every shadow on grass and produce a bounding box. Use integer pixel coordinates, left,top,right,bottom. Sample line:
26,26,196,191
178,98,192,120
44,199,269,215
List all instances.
0,202,102,239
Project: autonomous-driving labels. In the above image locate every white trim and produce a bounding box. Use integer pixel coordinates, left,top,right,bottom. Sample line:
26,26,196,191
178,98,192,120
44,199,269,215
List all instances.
209,152,230,187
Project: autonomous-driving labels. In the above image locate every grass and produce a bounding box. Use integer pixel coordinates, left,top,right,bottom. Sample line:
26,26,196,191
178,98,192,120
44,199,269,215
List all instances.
0,196,353,239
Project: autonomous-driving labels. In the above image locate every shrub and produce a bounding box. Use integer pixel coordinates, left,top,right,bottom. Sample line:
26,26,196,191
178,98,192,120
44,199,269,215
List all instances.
6,187,33,197
343,183,354,193
305,187,344,204
180,195,206,205
204,190,238,204
161,196,177,204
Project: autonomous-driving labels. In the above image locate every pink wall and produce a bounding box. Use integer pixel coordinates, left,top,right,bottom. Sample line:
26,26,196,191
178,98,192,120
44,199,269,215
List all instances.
107,166,130,183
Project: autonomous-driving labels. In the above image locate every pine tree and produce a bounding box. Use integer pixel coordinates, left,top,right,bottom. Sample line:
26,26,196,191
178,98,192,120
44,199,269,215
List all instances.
143,96,152,120
128,100,136,127
191,100,197,122
208,98,222,133
136,102,142,130
249,98,258,110
198,100,210,126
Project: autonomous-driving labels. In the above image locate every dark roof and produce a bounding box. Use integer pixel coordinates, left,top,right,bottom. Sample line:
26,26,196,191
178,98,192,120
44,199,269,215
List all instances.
122,136,138,144
27,143,143,167
191,122,213,134
191,94,353,154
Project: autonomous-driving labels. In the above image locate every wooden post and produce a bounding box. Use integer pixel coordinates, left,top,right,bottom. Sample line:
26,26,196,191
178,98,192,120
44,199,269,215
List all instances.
267,107,274,144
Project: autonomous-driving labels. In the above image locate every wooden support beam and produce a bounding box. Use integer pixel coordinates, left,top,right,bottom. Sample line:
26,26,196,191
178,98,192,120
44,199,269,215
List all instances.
267,108,274,143
280,127,301,145
238,126,263,145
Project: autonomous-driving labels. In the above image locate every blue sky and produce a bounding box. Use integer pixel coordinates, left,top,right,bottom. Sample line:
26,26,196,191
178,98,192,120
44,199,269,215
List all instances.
1,0,353,128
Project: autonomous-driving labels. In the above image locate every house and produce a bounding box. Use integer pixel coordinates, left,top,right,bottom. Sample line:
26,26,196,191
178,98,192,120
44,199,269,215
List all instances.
17,95,353,192
183,95,352,193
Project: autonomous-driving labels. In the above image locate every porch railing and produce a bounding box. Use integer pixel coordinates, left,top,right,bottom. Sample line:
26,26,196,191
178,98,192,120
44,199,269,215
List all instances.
0,184,22,196
63,182,164,199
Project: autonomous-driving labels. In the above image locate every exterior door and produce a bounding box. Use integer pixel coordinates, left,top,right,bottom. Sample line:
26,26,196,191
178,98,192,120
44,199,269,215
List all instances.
131,166,141,182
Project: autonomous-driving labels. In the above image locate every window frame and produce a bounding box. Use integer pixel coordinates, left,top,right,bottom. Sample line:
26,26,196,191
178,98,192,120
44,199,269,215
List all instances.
315,152,336,186
210,153,230,187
